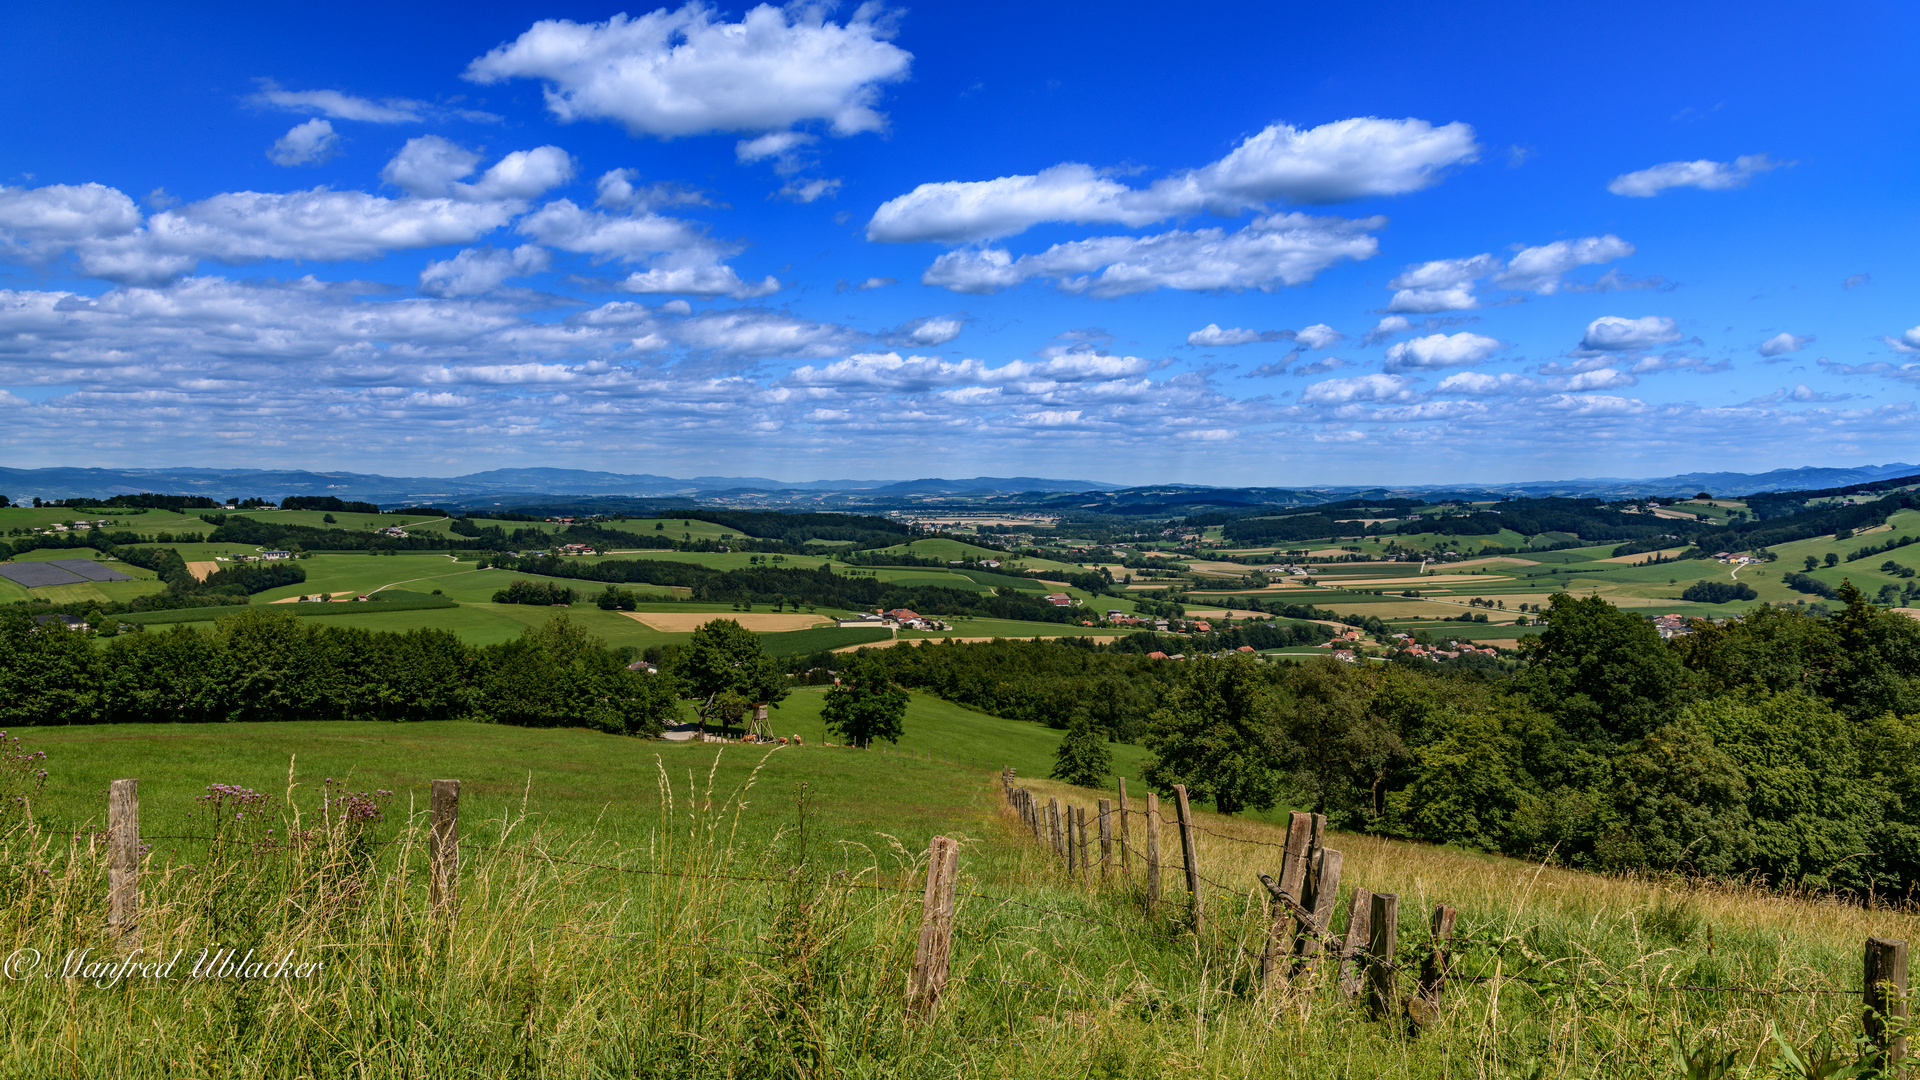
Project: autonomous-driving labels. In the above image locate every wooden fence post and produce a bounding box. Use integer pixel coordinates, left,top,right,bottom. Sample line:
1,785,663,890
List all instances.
907,835,961,1018
1292,847,1344,985
1866,936,1910,1074
1145,792,1161,914
429,779,460,921
1097,799,1112,881
1064,803,1077,872
1076,808,1089,883
1410,903,1457,1029
107,779,139,946
1117,777,1131,872
1337,888,1374,1001
1172,784,1203,934
1048,798,1064,861
1366,892,1399,1021
1263,811,1317,989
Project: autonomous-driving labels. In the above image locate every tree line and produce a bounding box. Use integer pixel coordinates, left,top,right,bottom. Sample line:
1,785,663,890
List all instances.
1123,582,1920,892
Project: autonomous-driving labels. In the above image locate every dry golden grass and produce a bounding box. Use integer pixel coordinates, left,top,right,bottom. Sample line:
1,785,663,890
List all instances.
185,560,219,581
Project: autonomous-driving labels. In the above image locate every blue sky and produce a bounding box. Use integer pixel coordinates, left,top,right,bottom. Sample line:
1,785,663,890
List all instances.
1,0,1916,486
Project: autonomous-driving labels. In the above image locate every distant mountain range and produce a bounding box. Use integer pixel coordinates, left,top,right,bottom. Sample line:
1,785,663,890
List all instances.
0,462,1911,509
0,466,1125,505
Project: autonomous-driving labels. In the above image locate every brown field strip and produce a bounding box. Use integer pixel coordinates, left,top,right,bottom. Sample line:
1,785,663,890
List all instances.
620,611,832,632
186,561,220,581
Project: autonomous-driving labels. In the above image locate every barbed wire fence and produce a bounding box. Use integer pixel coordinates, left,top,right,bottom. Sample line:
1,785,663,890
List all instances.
78,769,1918,1064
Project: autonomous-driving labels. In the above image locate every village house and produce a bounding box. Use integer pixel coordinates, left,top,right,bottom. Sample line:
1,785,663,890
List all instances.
1044,593,1073,607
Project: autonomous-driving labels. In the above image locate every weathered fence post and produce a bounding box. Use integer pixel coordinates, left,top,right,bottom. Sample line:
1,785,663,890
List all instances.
1866,936,1910,1074
907,835,961,1018
429,779,460,921
1172,784,1203,934
1337,888,1374,1000
1076,807,1090,883
107,779,139,946
1097,799,1112,881
1262,812,1317,989
1145,791,1161,913
1064,803,1077,872
1366,892,1399,1021
1292,847,1344,984
1048,798,1064,861
1410,903,1457,1030
1117,777,1132,872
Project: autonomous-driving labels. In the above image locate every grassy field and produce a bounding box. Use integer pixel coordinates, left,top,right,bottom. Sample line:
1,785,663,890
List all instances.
4,703,1909,1076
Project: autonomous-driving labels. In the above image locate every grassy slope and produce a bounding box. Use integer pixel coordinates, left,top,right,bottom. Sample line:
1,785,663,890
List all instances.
21,690,1144,847
10,697,1912,1075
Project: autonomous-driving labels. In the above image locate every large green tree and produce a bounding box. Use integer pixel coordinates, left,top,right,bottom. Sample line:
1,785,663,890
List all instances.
1049,709,1112,787
1510,592,1690,741
820,654,907,748
674,619,790,730
1141,656,1281,815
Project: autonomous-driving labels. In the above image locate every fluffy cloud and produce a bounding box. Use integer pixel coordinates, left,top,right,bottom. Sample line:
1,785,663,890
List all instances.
868,117,1477,243
1494,235,1636,293
1383,332,1501,372
0,183,144,261
464,4,911,137
1300,373,1423,405
381,137,575,201
1820,358,1920,382
593,169,714,211
1758,331,1812,358
672,308,856,356
888,316,964,347
251,81,425,124
1295,323,1343,349
1607,154,1781,197
1361,315,1412,346
1187,324,1283,346
0,140,584,285
736,131,815,173
1881,326,1920,354
1434,367,1636,395
517,197,778,298
1384,253,1499,313
618,265,781,298
269,120,341,166
1578,315,1683,352
419,245,552,297
922,212,1382,297
1380,235,1635,312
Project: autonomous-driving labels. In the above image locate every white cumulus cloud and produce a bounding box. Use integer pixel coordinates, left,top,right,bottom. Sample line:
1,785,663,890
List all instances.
1383,332,1501,372
464,4,912,138
1494,235,1635,293
381,136,575,201
921,212,1381,298
1881,326,1920,354
1607,154,1781,197
1187,324,1279,346
419,245,552,297
1578,315,1683,352
867,117,1477,243
1295,324,1343,349
1758,331,1812,358
1300,373,1423,405
269,120,341,166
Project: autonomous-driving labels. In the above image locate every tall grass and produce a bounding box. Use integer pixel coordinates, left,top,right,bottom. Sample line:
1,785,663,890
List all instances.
1,754,1915,1077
